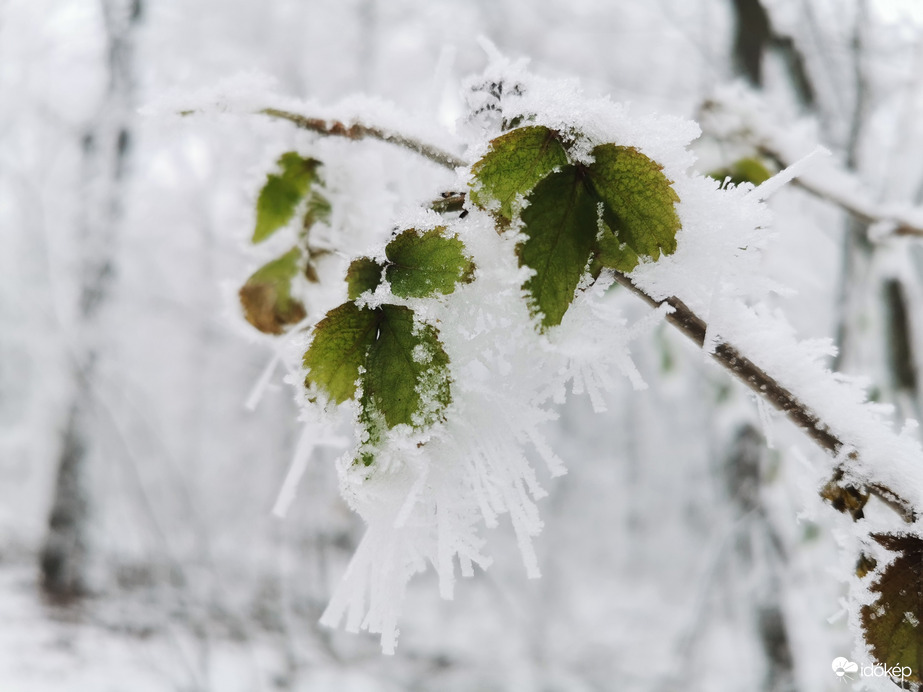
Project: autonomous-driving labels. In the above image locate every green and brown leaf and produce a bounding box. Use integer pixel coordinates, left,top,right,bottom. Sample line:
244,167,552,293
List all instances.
303,301,453,465
587,144,680,263
518,166,599,329
708,156,774,187
346,257,384,300
253,152,322,243
861,532,923,686
362,305,451,428
469,125,568,220
480,130,682,328
303,302,379,403
239,247,306,334
385,228,475,298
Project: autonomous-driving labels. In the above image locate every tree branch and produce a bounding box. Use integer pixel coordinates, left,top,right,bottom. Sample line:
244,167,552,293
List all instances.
699,97,923,238
611,270,918,523
258,108,467,171
757,146,923,237
236,98,923,523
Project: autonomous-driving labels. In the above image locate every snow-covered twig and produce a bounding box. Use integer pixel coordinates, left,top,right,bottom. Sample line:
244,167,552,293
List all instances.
259,107,468,171
611,270,917,524
700,93,923,238
260,98,919,525
758,145,923,238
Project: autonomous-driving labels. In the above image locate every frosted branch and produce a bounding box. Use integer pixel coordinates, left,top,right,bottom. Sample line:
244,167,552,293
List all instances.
758,146,923,238
700,94,923,238
611,271,918,524
259,108,468,171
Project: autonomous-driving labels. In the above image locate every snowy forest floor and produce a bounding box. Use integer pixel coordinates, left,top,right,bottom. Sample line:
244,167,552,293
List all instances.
0,554,377,692
0,557,286,692
0,551,477,692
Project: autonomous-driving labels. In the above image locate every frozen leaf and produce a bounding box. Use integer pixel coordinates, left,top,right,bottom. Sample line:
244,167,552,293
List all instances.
363,305,451,428
861,533,923,686
303,302,378,403
385,228,475,298
346,257,384,300
303,190,332,231
303,303,451,432
587,144,680,263
469,125,568,220
304,258,321,284
355,389,386,467
253,152,321,243
519,166,599,329
594,224,640,274
820,470,869,520
239,247,306,334
857,552,878,579
708,157,773,187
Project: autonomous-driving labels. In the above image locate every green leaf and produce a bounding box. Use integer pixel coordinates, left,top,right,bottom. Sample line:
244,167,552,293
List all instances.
346,257,384,300
587,144,680,263
384,228,476,298
364,305,451,428
708,156,773,187
352,306,451,467
469,125,568,220
239,247,306,334
304,302,452,467
355,394,386,467
861,533,923,686
303,302,379,403
303,190,332,232
253,152,321,243
594,224,640,274
303,304,452,433
519,165,600,329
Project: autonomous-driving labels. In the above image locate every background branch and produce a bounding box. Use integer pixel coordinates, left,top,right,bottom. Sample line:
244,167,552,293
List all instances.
758,145,923,238
700,96,923,238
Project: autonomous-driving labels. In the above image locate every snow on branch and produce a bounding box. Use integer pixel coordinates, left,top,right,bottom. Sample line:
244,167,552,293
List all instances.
612,270,917,524
149,71,467,170
757,145,923,239
229,64,923,660
700,89,923,238
258,107,467,171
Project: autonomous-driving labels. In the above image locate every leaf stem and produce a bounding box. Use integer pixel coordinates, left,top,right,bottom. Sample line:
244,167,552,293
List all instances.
611,270,917,523
258,108,467,171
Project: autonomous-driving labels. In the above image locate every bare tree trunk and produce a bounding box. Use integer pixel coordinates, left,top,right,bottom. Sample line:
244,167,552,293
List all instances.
723,424,797,692
882,278,921,423
41,403,91,599
722,5,811,685
729,0,815,107
40,0,143,601
831,0,872,378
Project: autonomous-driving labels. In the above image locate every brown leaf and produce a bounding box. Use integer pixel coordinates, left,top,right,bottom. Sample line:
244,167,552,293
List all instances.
239,283,306,335
861,533,923,687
